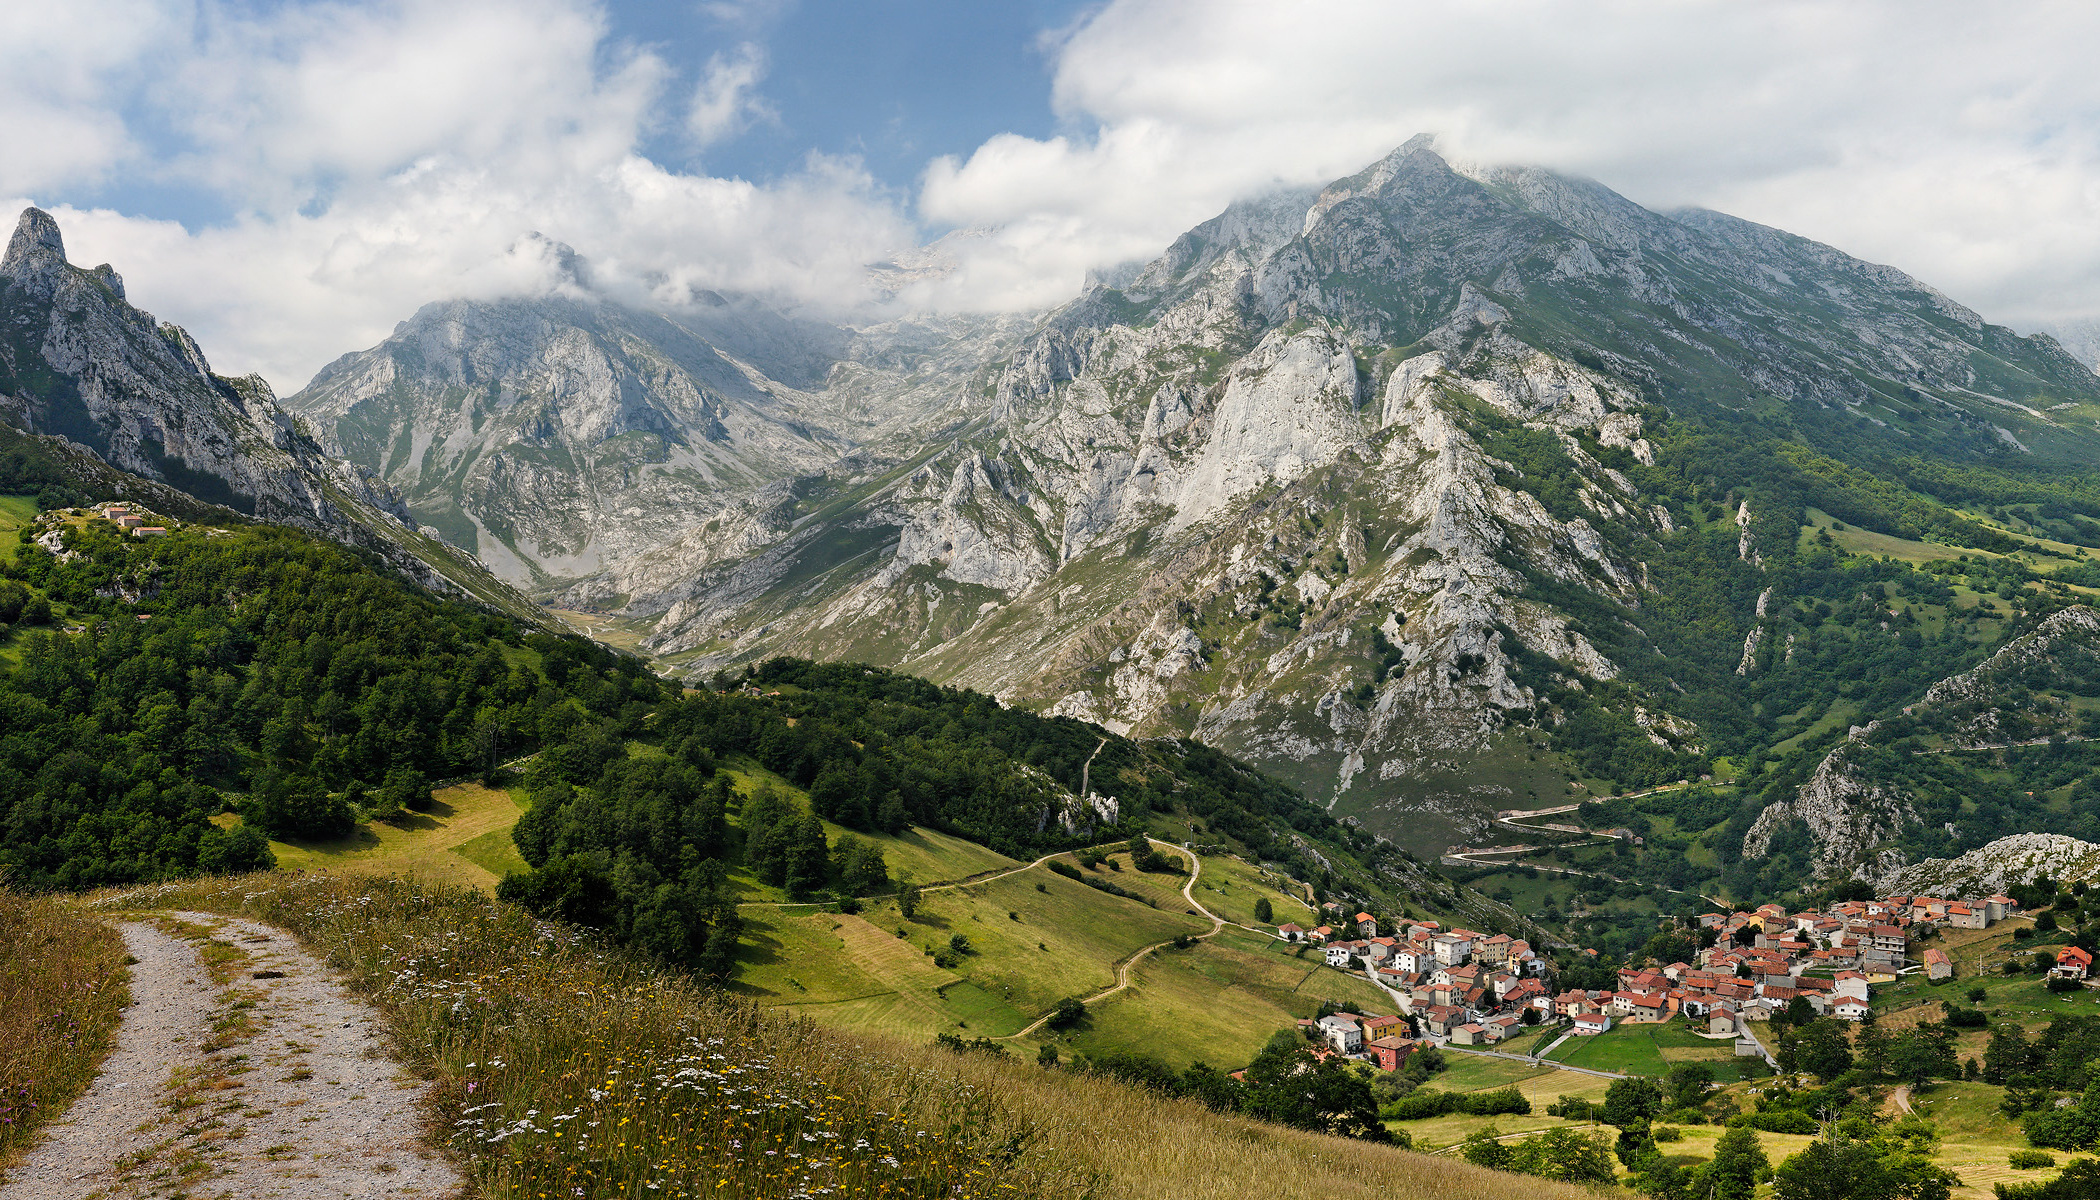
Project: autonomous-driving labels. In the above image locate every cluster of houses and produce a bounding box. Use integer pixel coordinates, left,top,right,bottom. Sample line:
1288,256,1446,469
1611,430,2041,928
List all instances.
1272,890,2033,1063
94,503,167,538
1280,912,1556,1049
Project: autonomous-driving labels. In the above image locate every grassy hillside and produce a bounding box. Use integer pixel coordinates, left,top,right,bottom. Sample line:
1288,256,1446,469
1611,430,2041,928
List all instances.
80,871,1609,1200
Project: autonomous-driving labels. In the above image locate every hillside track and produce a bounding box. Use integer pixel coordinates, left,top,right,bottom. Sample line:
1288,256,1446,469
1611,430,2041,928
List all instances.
0,911,458,1200
1001,839,1227,1039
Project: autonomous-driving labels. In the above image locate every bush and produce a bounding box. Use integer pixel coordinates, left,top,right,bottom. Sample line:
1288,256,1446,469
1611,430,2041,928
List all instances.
1742,1109,1818,1135
1048,861,1082,882
2011,1150,2059,1170
1653,1125,1682,1142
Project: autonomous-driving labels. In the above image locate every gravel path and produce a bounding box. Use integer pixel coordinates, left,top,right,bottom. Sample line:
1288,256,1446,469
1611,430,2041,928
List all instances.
0,912,460,1200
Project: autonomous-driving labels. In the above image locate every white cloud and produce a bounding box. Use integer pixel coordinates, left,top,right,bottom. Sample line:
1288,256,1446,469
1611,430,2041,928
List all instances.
687,42,771,148
0,0,908,389
14,0,2100,392
919,0,2100,328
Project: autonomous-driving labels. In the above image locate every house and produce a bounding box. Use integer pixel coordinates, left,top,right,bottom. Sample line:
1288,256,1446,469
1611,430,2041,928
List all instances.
1309,925,1333,945
1431,932,1471,967
1324,943,1359,968
1986,895,2017,923
1356,912,1379,938
2054,946,2093,981
1624,992,1670,1023
1419,1005,1465,1038
1923,948,1953,981
1277,923,1306,942
1832,972,1870,1003
1476,934,1513,966
1572,1012,1613,1035
1946,904,1985,931
1832,998,1870,1021
1317,1013,1365,1053
1367,1036,1417,1072
1362,1014,1408,1043
1708,1005,1738,1036
133,527,168,538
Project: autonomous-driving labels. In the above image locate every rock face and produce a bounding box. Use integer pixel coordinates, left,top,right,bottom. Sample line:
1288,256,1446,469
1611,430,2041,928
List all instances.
1745,605,2100,879
1880,833,2100,895
285,139,2100,854
286,282,1031,589
0,208,543,618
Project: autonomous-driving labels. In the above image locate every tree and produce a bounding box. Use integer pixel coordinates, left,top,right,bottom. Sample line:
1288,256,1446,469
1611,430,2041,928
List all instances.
1254,897,1273,923
783,812,831,897
1508,1127,1619,1183
1665,1062,1716,1110
1698,1126,1770,1200
1792,1019,1856,1082
1603,1075,1665,1127
1462,1126,1514,1170
1240,1044,1390,1142
1037,1044,1059,1067
1048,996,1087,1030
1888,1024,1959,1090
1773,1138,1892,1200
897,878,922,920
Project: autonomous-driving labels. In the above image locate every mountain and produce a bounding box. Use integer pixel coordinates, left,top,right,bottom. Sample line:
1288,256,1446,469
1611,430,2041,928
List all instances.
1882,832,2100,897
284,269,1031,589
0,208,543,622
1746,604,2100,884
285,137,2100,875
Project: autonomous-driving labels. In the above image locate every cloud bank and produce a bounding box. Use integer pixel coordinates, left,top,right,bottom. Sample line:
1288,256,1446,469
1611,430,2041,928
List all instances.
8,0,2100,388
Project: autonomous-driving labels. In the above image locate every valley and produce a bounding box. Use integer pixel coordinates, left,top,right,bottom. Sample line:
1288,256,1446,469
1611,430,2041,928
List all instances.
13,133,2100,1200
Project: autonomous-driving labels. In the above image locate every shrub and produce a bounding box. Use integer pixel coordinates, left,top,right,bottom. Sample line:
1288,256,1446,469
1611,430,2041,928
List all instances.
1653,1125,1683,1142
1742,1109,1818,1135
2011,1150,2058,1170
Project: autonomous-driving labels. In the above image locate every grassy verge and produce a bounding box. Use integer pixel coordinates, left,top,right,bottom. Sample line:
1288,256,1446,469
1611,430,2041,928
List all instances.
0,888,129,1169
89,873,1609,1200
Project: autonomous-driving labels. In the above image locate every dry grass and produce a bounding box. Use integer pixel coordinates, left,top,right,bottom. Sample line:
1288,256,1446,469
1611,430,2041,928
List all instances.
0,888,129,1169
88,874,1622,1200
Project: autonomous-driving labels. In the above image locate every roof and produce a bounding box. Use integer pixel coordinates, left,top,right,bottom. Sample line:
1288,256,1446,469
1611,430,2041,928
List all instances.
1923,949,1950,965
2059,946,2094,965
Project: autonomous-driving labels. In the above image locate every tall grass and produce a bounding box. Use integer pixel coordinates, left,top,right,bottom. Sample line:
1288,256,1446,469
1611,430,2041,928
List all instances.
0,888,128,1168
92,874,1618,1200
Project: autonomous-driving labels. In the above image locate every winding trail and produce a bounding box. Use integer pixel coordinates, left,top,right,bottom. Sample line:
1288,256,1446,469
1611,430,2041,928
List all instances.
1001,839,1227,1039
0,911,457,1200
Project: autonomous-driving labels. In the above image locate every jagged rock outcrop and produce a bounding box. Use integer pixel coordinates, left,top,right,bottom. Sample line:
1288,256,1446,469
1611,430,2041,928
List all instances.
1879,833,2100,895
1742,737,1912,876
1743,604,2100,878
0,208,548,621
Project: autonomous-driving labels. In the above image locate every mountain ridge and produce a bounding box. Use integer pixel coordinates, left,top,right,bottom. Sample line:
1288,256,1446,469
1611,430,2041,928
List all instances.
278,138,2100,871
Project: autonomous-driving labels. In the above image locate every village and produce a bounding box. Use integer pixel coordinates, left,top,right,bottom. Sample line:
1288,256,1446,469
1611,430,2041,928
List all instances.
1272,889,2057,1069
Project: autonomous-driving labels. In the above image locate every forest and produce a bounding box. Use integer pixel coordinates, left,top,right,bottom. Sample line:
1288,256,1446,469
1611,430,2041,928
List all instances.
0,511,660,889
496,655,1371,976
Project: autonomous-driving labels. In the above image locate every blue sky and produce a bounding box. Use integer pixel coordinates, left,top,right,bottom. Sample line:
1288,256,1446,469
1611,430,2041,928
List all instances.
621,1,1093,197
74,0,1097,234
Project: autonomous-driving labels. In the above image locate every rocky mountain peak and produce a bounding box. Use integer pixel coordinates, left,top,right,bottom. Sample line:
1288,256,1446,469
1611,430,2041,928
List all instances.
3,207,65,272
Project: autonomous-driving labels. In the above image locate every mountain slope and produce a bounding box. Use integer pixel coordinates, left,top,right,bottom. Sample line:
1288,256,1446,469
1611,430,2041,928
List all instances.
534,139,2100,857
276,139,2100,875
0,208,546,623
284,275,1030,591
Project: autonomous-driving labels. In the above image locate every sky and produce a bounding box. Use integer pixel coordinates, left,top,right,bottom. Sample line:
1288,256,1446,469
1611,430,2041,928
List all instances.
7,0,2100,390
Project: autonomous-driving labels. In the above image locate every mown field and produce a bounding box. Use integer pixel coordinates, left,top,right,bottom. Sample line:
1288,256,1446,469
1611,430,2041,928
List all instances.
1544,1018,1772,1083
